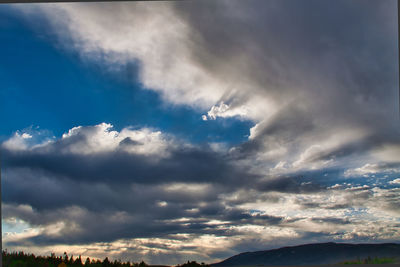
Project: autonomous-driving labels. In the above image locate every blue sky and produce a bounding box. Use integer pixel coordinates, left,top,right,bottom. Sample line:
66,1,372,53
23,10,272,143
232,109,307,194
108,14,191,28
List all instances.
1,1,400,265
0,6,252,145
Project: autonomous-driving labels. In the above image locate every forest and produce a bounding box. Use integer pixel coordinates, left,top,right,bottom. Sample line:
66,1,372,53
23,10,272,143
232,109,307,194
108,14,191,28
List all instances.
2,250,211,267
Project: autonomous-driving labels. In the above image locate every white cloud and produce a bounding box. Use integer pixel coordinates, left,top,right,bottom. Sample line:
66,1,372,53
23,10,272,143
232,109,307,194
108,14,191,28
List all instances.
2,132,30,151
344,163,400,178
164,183,209,192
16,2,282,125
60,123,172,156
389,178,400,184
21,133,32,139
3,123,175,157
344,163,381,177
205,102,250,120
24,2,228,111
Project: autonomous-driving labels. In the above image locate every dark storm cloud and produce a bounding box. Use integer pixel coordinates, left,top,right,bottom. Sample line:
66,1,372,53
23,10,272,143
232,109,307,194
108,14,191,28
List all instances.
0,123,359,248
180,0,396,108
1,143,329,215
256,176,324,194
2,166,227,213
1,144,252,186
173,0,398,159
3,197,284,246
2,135,292,247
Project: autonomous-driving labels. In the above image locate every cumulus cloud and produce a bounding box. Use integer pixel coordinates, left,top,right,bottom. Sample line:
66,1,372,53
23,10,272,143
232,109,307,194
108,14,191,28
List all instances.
2,132,31,151
57,123,174,156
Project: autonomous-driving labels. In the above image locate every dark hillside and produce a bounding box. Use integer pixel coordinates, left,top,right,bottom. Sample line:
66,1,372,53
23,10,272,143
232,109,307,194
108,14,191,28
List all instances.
212,242,400,266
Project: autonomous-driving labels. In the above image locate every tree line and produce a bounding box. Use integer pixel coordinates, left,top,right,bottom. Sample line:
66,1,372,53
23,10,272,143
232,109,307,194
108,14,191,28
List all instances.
2,250,210,267
3,250,147,267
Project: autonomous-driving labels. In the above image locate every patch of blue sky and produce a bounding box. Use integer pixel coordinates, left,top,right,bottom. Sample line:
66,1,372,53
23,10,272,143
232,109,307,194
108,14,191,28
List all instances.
0,6,253,146
296,168,400,190
249,209,263,215
345,173,400,189
2,218,31,235
290,168,345,187
343,207,369,217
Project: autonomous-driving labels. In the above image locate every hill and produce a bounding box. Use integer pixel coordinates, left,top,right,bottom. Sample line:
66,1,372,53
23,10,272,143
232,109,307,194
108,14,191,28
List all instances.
212,242,400,266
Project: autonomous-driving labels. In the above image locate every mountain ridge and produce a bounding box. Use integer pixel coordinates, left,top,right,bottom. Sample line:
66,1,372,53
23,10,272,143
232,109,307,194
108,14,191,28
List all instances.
211,242,400,266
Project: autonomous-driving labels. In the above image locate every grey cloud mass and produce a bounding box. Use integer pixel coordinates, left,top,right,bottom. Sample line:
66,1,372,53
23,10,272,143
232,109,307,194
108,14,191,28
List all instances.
3,0,400,265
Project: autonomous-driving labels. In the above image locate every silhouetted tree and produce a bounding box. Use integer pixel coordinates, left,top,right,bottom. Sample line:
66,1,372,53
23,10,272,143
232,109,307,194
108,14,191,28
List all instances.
70,255,74,265
178,261,210,267
102,257,111,267
63,252,68,263
75,255,83,266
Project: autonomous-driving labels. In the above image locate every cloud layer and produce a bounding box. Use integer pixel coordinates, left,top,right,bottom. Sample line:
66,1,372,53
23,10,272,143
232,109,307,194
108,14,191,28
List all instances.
3,0,400,265
3,123,400,264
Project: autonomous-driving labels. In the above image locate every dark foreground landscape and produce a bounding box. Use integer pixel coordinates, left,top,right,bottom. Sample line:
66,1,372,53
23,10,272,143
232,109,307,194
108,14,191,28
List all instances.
2,243,400,267
212,243,400,266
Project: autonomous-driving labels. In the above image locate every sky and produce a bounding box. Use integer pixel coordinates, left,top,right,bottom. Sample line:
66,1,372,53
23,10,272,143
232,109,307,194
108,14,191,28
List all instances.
1,0,400,265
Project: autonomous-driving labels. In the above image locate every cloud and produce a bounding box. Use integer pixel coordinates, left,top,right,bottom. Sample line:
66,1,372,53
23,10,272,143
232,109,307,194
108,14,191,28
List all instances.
2,125,253,189
205,102,250,121
389,178,400,184
344,163,400,178
1,124,287,247
3,120,400,264
3,131,40,151
4,0,400,264
13,0,400,172
50,123,173,156
2,132,31,151
4,123,399,258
